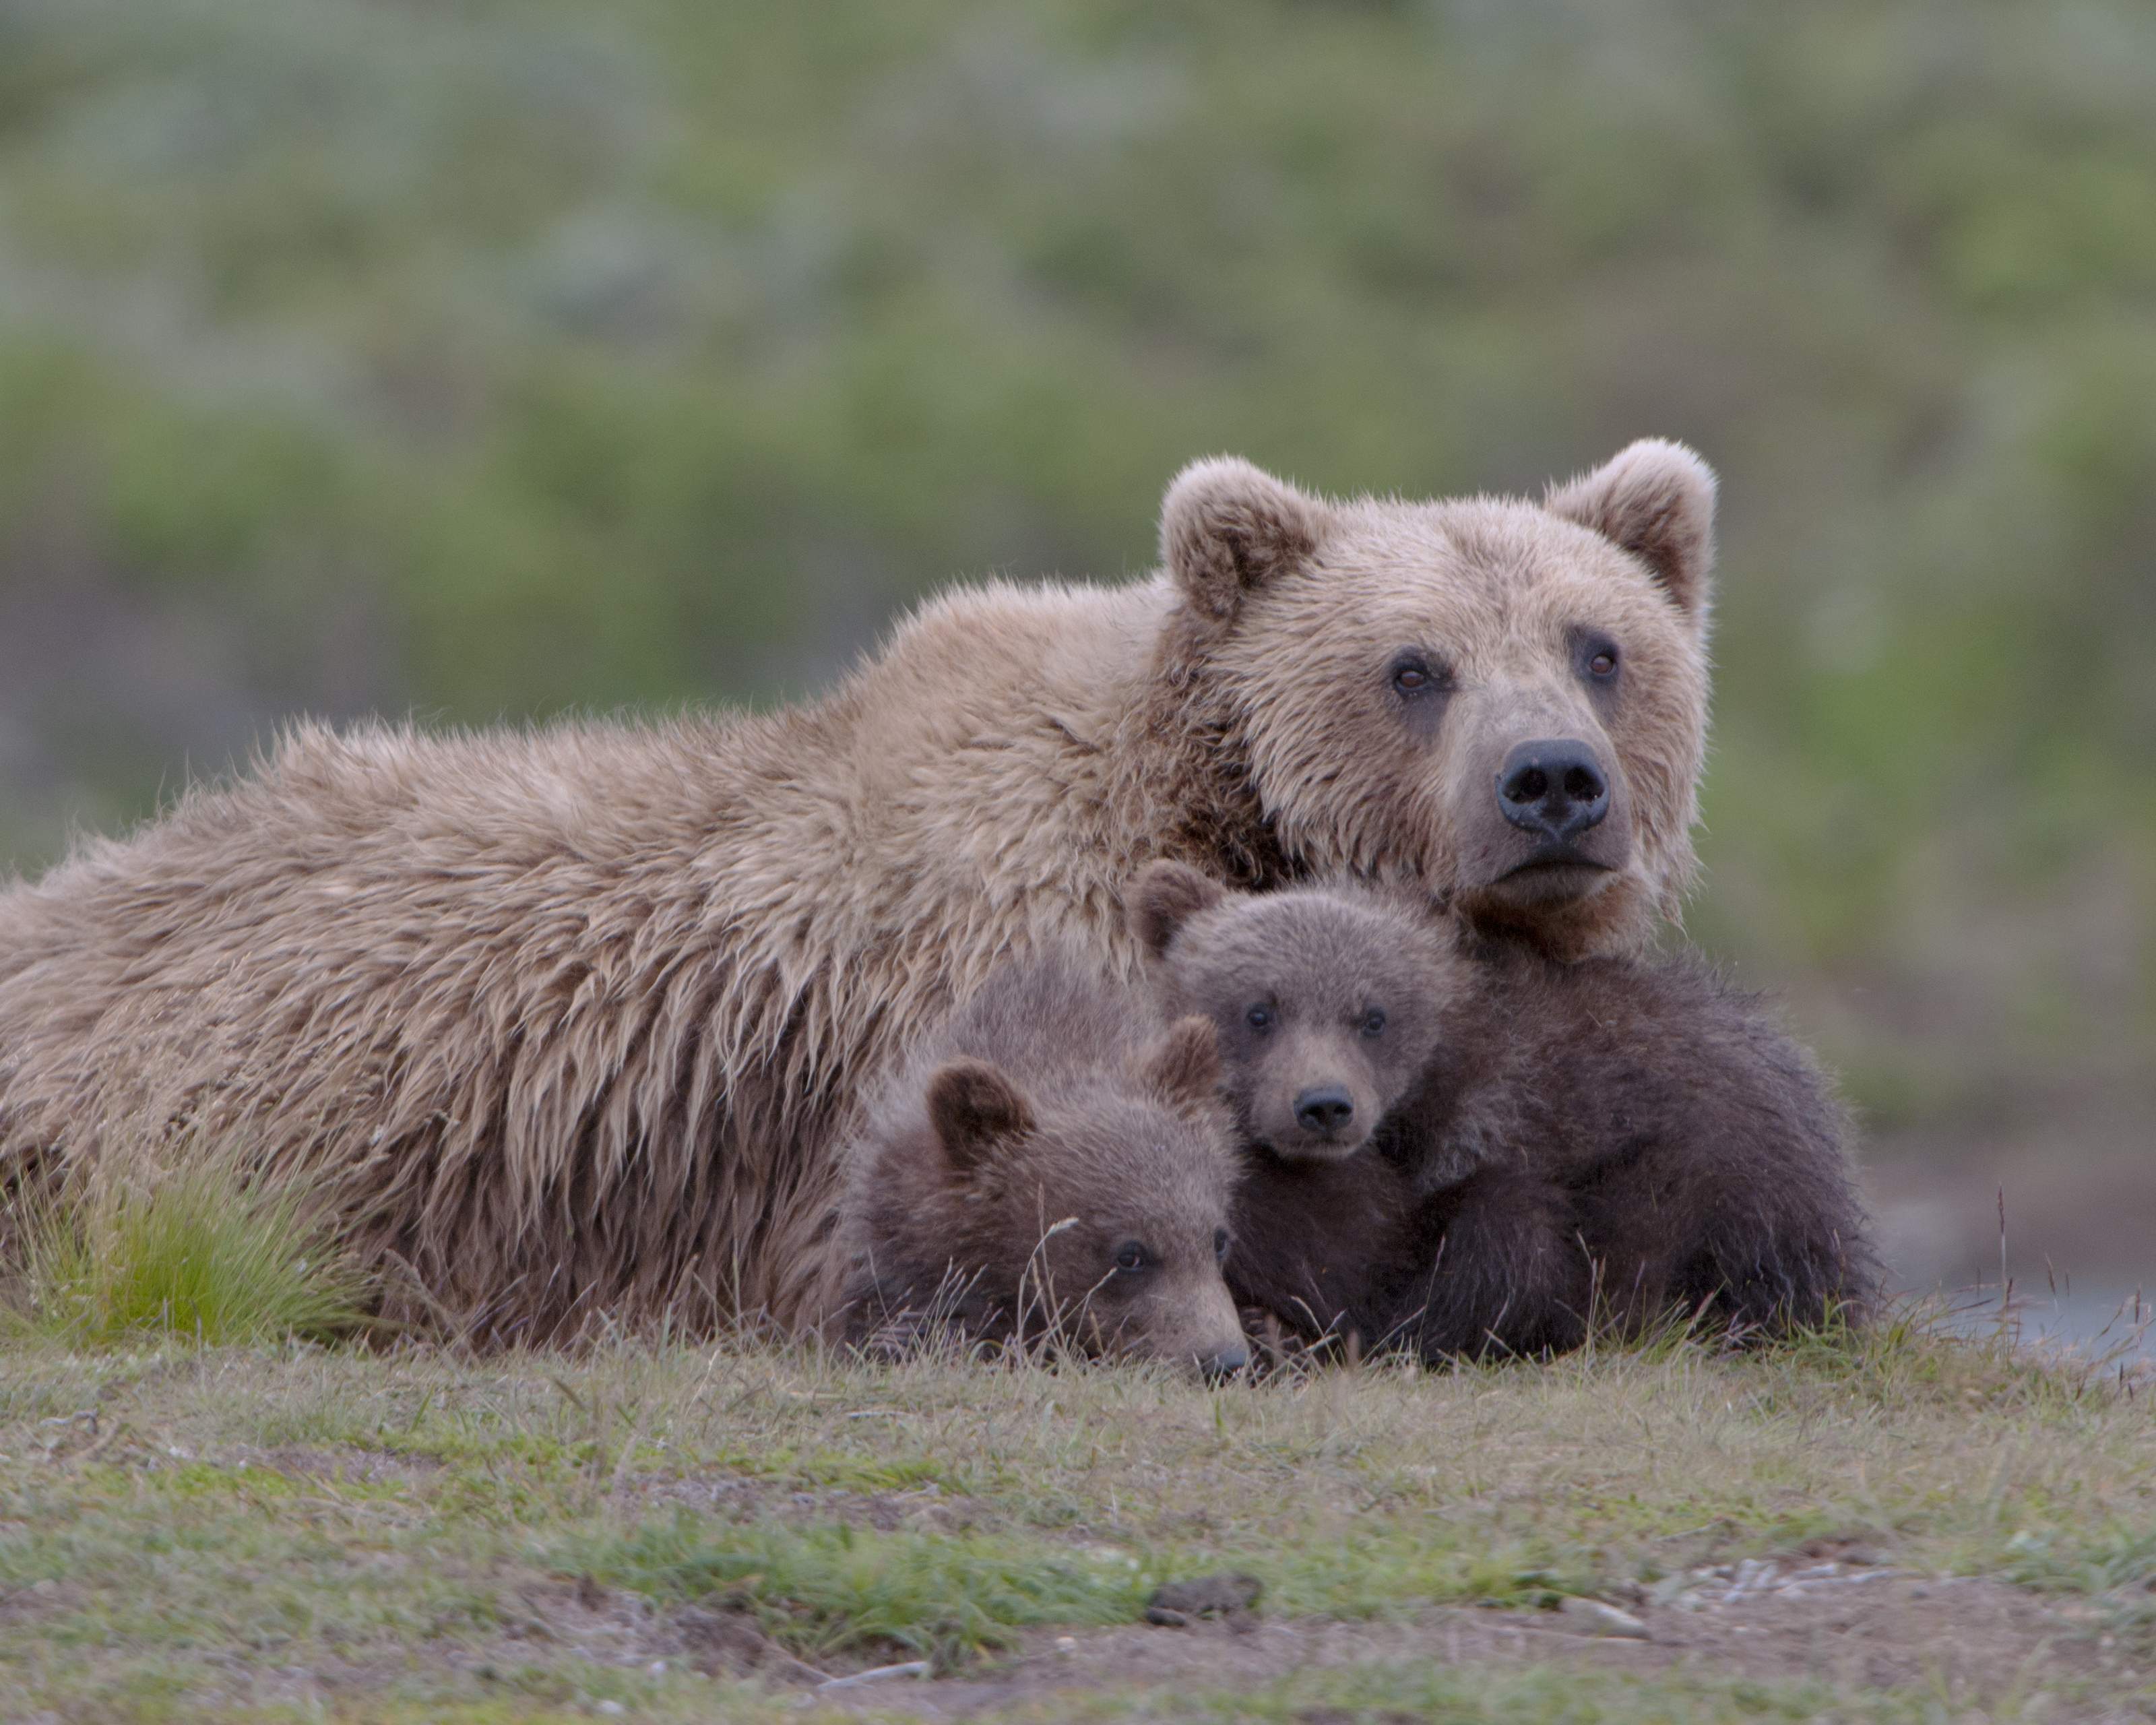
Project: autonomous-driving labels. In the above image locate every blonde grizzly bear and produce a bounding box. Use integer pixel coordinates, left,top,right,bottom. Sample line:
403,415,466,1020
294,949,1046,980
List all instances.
1133,865,1875,1360
0,442,1716,1340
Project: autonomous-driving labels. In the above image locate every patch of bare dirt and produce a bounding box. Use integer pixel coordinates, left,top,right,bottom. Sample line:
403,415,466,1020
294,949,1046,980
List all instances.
245,1444,447,1487
0,1576,79,1629
57,1559,2148,1720
815,1559,2143,1718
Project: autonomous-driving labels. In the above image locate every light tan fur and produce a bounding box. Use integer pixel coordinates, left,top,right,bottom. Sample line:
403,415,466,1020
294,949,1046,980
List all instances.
1172,439,1715,958
0,444,1715,1339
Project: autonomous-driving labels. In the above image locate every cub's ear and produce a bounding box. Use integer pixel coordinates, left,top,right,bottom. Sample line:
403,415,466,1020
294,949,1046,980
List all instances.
1128,860,1228,960
1545,439,1717,625
1139,1015,1224,1115
1160,457,1328,623
926,1059,1034,1172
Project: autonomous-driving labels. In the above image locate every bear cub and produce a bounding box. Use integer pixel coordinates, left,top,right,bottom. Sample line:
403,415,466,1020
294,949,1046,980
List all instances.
834,953,1249,1376
1131,862,1877,1360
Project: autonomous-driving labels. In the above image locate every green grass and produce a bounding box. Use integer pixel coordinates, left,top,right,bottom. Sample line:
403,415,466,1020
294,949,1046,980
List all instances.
1,1142,373,1348
561,1517,1155,1668
0,1317,2149,1720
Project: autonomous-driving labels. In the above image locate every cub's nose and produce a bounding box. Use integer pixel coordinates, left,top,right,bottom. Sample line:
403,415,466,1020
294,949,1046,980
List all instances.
1199,1342,1249,1381
1293,1086,1356,1136
1496,739,1610,842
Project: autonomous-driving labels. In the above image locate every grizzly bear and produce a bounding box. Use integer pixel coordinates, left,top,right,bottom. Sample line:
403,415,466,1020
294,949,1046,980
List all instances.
827,955,1247,1376
0,441,1716,1340
1126,864,1460,1163
1132,863,1876,1360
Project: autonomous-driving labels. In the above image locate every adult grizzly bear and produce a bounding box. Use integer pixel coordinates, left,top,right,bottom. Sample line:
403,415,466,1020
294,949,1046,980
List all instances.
0,442,1716,1339
1132,865,1875,1359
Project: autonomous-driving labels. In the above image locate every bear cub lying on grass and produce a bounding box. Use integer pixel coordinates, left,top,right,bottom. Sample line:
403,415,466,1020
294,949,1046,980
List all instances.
829,955,1249,1377
1132,862,1877,1361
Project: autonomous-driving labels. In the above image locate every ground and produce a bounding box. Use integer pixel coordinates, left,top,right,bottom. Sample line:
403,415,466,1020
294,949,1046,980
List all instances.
2,1321,2151,1724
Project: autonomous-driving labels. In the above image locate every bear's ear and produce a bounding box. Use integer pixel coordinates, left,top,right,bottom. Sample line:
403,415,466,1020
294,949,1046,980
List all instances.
1545,439,1717,624
1129,860,1228,960
926,1059,1034,1173
1160,457,1328,624
1139,1015,1224,1115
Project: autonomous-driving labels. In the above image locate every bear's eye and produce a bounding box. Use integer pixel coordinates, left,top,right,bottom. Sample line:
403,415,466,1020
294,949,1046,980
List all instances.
1360,1008,1387,1038
1390,654,1442,697
1213,1227,1232,1265
1245,1004,1275,1033
1113,1240,1149,1274
1575,632,1622,685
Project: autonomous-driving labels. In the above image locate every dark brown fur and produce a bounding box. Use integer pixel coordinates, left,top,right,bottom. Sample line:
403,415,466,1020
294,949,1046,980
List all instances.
833,954,1247,1373
1130,865,1461,1160
1134,866,1878,1360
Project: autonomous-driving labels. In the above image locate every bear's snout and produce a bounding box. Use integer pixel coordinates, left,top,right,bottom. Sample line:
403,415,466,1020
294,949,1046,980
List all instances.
1129,1272,1251,1379
1292,1086,1356,1137
1199,1340,1250,1381
1244,1043,1380,1160
1451,704,1639,939
1496,738,1611,845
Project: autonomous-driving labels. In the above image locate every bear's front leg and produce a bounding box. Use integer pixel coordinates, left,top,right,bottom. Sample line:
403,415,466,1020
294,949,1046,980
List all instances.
1387,1162,1594,1362
1224,1149,1414,1357
1566,1130,1877,1342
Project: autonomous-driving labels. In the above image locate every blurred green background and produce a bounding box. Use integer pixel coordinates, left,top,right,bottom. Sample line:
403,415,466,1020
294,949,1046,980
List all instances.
1,1,2149,1305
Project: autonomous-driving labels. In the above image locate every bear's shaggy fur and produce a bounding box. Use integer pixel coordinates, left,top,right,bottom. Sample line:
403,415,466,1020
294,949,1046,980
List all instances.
1133,865,1877,1358
0,443,1716,1340
830,955,1246,1374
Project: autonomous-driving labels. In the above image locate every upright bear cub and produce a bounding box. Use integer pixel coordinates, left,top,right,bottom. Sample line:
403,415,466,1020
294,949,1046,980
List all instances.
1134,864,1877,1359
0,442,1716,1339
829,956,1246,1377
1127,861,1461,1163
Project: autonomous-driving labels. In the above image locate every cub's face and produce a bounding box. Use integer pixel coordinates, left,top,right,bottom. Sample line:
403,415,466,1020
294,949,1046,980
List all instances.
1131,864,1463,1162
844,1018,1249,1377
1159,441,1715,959
1011,1087,1243,1365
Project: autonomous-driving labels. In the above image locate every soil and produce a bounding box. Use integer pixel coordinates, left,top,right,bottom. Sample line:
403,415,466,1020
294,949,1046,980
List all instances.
797,1556,2145,1718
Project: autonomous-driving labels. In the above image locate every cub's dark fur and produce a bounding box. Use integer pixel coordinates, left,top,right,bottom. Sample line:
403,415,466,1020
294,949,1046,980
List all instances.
834,953,1248,1374
1132,864,1877,1360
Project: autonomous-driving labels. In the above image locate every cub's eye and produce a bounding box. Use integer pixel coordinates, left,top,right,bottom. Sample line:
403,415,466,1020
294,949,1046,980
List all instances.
1245,1004,1275,1033
1113,1240,1149,1274
1213,1227,1232,1265
1360,1008,1387,1038
1589,650,1618,679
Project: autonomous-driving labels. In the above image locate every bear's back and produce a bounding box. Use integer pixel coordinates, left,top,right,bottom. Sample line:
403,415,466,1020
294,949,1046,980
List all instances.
1437,946,1846,1188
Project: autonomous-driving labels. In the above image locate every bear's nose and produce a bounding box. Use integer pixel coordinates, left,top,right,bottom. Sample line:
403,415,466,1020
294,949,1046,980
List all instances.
1496,739,1610,843
1294,1087,1356,1136
1199,1342,1249,1381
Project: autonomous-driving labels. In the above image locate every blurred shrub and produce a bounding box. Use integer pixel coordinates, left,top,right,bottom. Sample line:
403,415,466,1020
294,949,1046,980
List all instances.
0,0,2148,1146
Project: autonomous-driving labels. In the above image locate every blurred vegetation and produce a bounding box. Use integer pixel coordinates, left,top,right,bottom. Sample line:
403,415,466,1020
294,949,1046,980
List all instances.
0,0,2149,1164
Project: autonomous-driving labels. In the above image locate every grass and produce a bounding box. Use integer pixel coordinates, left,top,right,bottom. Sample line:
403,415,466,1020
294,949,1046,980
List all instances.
0,1139,373,1348
560,1517,1156,1668
0,1316,2149,1722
